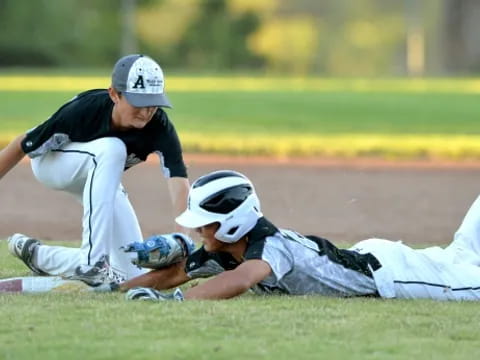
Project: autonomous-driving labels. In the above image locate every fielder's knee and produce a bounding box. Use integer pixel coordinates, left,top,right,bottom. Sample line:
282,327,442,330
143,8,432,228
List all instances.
93,137,127,164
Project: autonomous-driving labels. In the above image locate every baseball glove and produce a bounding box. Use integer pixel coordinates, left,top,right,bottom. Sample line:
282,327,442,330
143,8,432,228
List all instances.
125,287,184,301
123,233,195,269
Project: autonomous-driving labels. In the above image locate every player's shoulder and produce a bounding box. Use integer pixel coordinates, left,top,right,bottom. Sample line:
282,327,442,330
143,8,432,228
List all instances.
59,89,110,114
248,218,280,244
70,89,110,106
150,107,170,126
143,108,174,135
243,218,281,260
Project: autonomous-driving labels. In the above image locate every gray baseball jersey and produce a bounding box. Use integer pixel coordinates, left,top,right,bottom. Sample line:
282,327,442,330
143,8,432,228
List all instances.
185,218,380,297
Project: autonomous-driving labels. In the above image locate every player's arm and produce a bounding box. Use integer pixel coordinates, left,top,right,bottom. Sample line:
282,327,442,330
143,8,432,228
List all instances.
184,259,272,300
166,176,190,233
119,260,190,292
155,112,190,233
0,134,26,180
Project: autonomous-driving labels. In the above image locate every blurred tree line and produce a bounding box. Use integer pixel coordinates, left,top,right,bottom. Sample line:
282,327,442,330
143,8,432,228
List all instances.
0,0,479,76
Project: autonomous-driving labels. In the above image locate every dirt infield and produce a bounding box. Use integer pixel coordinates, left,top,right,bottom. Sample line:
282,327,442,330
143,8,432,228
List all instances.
2,155,480,246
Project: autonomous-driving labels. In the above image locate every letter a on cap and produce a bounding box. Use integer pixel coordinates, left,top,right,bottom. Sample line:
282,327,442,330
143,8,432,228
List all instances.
133,75,145,89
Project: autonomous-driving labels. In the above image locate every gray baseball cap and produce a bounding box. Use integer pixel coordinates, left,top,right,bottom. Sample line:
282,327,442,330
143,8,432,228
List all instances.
111,54,172,108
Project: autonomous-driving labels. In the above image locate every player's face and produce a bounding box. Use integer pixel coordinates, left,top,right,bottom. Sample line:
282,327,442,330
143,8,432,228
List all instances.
109,88,158,130
195,223,222,252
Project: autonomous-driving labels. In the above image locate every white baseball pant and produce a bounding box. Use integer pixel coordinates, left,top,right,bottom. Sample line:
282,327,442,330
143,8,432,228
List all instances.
352,195,480,300
30,137,147,281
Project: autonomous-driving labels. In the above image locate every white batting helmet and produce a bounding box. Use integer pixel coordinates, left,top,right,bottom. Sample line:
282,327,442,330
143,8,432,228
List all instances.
176,170,262,243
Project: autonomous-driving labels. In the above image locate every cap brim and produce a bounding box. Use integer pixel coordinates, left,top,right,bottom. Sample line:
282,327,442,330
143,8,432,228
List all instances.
175,209,217,229
124,92,172,108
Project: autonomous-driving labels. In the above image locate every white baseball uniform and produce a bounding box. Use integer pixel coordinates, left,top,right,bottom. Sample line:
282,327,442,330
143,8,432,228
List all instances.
354,194,480,300
185,207,480,301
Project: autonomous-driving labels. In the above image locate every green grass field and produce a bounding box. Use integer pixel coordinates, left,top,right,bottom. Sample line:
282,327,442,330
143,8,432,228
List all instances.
3,76,480,359
1,240,480,360
1,76,480,159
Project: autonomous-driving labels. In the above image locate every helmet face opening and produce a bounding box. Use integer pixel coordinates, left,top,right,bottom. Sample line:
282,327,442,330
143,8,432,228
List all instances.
199,185,253,214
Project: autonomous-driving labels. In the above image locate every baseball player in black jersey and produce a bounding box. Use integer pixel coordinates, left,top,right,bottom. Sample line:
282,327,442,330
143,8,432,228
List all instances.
119,170,480,302
1,54,190,285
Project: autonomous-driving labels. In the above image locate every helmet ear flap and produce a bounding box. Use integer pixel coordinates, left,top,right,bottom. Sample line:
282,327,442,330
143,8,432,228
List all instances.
213,192,262,243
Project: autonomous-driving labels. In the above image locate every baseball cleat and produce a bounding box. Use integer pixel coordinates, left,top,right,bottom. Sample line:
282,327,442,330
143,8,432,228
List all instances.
68,255,111,287
7,233,48,276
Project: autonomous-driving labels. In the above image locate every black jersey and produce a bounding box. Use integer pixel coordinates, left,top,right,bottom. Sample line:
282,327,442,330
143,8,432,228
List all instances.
21,89,187,177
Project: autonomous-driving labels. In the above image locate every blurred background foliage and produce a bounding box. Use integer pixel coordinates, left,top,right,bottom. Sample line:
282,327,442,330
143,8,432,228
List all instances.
0,0,479,76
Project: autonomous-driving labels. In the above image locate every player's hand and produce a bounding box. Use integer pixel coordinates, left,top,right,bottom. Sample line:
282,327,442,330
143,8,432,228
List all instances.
92,282,120,293
122,233,195,269
125,287,184,302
